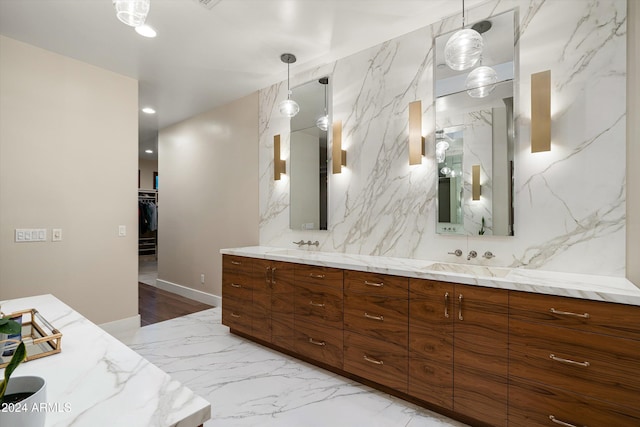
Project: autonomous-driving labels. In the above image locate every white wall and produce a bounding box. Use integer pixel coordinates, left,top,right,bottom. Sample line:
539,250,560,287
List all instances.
158,92,259,299
139,158,158,190
0,36,138,324
259,0,628,277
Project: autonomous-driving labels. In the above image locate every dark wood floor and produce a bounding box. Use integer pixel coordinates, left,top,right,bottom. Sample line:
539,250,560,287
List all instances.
138,282,214,326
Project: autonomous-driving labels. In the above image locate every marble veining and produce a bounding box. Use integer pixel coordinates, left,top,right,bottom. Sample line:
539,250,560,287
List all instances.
0,294,210,427
125,308,469,427
258,0,628,278
221,246,640,306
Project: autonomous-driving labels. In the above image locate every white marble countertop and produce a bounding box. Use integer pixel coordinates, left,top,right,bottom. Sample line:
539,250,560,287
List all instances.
0,294,211,427
221,246,640,306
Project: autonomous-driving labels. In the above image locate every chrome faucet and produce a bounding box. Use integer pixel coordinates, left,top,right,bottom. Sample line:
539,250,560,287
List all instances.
293,240,320,247
467,250,477,261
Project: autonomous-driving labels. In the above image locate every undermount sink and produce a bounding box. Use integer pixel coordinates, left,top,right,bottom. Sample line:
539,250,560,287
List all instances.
426,262,511,278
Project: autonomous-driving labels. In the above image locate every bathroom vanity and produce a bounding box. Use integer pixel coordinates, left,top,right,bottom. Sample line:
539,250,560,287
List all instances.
221,246,640,427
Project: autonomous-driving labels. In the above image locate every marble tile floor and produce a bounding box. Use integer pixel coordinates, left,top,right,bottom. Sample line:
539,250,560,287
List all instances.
122,307,469,427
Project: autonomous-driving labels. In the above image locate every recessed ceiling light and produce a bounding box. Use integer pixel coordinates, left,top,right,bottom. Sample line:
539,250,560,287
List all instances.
135,24,157,38
142,107,156,114
145,149,153,154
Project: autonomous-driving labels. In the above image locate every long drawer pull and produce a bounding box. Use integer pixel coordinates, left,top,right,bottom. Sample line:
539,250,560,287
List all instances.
548,415,584,427
231,283,242,288
364,280,384,287
231,261,241,265
308,338,326,346
363,355,384,365
458,294,463,321
309,301,325,307
549,354,590,368
364,312,384,321
265,266,272,283
230,312,241,318
444,292,449,318
309,273,325,279
550,308,590,319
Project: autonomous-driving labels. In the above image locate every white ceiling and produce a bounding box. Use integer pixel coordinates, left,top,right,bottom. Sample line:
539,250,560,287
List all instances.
0,0,485,159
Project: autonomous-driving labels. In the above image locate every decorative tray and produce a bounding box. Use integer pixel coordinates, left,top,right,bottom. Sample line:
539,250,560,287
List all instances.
0,308,62,368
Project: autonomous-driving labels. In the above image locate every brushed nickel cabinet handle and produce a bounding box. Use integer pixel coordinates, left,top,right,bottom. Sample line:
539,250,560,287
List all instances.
549,415,584,427
364,312,384,321
550,308,590,319
363,355,384,365
308,338,326,346
549,354,590,368
364,280,384,287
231,260,241,265
309,273,325,279
265,266,272,284
444,292,449,318
271,267,276,284
231,312,241,318
309,301,325,307
458,294,463,321
231,283,241,288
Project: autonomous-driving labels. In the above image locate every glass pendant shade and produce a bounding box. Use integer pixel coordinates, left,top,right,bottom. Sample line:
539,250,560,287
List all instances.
113,0,150,27
444,28,483,71
440,166,452,176
465,66,498,98
279,98,300,118
435,140,450,153
436,149,446,163
316,115,329,131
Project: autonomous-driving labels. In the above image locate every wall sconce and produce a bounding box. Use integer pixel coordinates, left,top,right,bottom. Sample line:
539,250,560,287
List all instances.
332,120,347,173
409,100,425,165
273,135,286,180
472,164,481,200
531,70,551,153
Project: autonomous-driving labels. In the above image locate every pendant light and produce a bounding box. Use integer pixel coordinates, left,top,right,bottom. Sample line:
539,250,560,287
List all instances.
316,77,329,131
444,0,483,71
465,65,498,98
113,0,150,27
278,53,300,118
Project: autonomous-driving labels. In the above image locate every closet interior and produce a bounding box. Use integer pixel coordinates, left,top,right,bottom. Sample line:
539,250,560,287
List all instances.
138,189,158,259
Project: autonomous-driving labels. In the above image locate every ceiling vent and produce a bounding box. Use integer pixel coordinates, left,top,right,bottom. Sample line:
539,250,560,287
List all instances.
193,0,221,10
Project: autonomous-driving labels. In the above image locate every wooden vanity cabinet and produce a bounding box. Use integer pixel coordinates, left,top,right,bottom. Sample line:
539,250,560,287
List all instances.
293,265,344,369
409,280,508,427
508,291,640,426
221,255,255,336
343,271,409,392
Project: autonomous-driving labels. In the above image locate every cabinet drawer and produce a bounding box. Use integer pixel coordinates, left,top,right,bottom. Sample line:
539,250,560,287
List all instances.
509,378,640,427
295,265,343,290
293,319,343,369
344,271,408,297
222,273,253,300
294,282,343,328
344,331,408,392
509,319,640,408
408,357,453,410
223,255,253,276
222,297,252,335
344,294,408,348
510,291,640,340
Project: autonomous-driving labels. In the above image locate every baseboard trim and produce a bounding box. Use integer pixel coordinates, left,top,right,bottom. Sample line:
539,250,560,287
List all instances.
156,279,221,307
99,314,141,335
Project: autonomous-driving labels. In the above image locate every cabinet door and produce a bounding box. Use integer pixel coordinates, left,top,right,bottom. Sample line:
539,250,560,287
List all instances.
454,284,508,427
409,279,454,410
270,261,295,351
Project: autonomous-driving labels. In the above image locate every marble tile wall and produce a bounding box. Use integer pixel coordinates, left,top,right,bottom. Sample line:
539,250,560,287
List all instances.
259,0,627,276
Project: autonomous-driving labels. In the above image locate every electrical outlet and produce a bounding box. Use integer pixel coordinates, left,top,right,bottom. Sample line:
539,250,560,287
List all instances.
200,274,205,284
52,228,62,242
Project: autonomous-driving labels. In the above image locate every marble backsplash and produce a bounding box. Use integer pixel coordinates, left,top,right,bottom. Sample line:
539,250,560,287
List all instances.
258,0,627,277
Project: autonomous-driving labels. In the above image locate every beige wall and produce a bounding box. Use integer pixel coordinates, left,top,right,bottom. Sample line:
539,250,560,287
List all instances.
158,92,259,298
0,36,138,324
628,0,639,285
139,158,158,189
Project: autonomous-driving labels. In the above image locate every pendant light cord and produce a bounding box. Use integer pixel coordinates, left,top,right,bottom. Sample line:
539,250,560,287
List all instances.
287,63,291,100
462,0,466,27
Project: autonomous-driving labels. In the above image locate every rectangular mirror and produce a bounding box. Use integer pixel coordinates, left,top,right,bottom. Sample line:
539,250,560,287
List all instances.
289,77,330,231
434,10,515,236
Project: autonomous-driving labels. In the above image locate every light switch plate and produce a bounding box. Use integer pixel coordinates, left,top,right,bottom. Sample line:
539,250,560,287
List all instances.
118,225,126,237
52,228,62,242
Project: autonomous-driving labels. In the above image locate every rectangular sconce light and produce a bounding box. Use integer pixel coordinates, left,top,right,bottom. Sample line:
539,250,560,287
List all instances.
332,120,347,173
531,70,551,153
409,100,424,165
273,134,286,180
472,164,481,200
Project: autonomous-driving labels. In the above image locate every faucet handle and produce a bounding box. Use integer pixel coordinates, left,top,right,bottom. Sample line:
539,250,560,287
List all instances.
467,250,477,260
448,249,463,257
483,251,495,259
293,240,305,246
